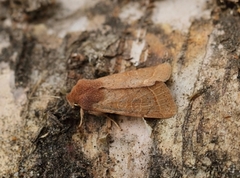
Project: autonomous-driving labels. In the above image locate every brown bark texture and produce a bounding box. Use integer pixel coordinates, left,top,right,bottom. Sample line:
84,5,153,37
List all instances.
0,0,240,177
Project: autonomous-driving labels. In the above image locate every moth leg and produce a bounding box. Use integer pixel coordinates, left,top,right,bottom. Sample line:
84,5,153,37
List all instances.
104,114,121,130
79,108,84,127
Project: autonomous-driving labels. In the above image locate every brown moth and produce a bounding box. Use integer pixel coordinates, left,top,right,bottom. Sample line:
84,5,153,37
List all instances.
67,63,176,119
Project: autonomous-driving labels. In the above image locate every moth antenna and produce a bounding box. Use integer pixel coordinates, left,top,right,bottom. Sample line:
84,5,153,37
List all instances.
79,108,84,127
104,114,121,130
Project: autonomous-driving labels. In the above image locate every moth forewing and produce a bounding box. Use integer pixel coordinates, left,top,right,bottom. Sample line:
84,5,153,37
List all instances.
66,63,176,119
91,82,176,118
96,63,172,89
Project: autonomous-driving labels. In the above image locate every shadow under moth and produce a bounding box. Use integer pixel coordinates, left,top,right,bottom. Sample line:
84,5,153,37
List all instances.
67,63,176,123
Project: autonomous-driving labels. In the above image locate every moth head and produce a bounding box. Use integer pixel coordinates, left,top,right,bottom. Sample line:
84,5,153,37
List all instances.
66,82,84,108
66,79,104,110
66,93,78,108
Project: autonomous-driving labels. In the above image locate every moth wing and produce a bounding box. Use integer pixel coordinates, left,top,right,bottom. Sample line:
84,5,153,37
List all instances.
96,63,172,89
91,82,176,118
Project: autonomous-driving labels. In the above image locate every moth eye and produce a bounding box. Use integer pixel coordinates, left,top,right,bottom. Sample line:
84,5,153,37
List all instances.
74,103,79,107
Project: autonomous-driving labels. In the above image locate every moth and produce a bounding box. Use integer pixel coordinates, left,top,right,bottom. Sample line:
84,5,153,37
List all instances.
67,63,176,123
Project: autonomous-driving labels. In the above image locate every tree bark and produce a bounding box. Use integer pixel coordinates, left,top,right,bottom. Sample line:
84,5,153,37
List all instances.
0,0,240,177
